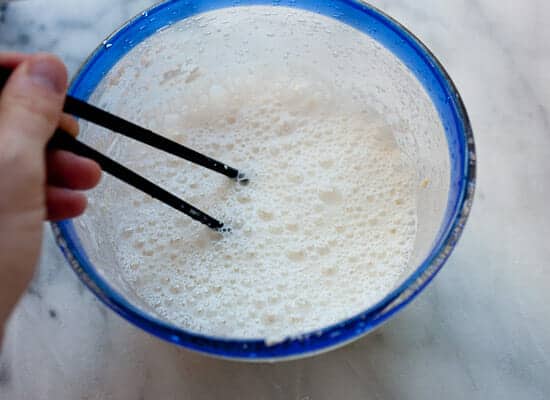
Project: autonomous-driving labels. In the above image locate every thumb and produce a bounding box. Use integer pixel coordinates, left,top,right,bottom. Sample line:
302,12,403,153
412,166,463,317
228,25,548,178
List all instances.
0,54,67,152
0,54,67,215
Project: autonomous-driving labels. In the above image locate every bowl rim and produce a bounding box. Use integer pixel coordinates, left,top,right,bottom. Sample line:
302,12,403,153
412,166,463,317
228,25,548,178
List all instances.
51,0,476,360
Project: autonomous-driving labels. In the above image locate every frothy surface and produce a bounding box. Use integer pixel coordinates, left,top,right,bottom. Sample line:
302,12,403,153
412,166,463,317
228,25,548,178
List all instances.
89,8,419,341
107,81,416,341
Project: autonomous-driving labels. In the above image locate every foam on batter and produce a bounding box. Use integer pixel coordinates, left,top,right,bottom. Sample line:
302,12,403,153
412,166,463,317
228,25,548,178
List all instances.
84,7,421,342
106,76,417,341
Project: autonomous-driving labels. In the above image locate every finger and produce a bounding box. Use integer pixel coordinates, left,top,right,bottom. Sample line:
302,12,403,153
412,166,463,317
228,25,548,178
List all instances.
1,54,78,139
59,114,79,137
0,53,67,150
0,52,32,68
0,54,78,139
46,186,87,221
46,149,101,190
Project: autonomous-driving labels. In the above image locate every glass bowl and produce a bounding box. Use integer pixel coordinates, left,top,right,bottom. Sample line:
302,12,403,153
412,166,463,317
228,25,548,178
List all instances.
51,0,475,360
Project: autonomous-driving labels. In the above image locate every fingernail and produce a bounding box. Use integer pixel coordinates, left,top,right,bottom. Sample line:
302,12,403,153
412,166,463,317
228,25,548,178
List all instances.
27,59,65,94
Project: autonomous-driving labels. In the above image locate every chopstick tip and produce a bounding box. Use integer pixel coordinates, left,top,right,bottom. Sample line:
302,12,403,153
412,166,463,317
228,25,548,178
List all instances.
216,225,232,233
236,172,249,186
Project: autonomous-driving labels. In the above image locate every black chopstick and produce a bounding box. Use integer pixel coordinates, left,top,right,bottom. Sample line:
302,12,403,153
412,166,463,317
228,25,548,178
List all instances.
0,66,241,180
63,96,243,180
50,129,226,230
0,65,231,231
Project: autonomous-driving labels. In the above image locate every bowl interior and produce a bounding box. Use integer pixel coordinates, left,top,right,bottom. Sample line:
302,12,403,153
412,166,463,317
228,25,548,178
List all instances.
73,4,449,331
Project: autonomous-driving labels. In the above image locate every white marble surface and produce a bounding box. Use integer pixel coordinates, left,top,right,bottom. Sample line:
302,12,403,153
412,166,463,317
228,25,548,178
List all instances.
1,0,549,399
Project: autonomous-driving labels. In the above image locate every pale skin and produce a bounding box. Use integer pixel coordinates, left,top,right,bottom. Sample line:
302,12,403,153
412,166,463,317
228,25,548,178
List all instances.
0,53,101,342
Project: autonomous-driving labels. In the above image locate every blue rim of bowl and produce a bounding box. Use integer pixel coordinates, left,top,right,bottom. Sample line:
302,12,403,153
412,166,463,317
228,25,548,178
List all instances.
51,0,476,360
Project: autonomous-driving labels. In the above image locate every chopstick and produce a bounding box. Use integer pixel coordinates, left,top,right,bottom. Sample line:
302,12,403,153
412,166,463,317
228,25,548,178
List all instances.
0,66,241,180
49,129,226,230
0,66,234,231
63,96,243,181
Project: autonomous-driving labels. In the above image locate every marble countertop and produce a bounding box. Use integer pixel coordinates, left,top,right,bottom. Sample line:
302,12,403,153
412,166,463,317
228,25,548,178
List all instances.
1,0,549,399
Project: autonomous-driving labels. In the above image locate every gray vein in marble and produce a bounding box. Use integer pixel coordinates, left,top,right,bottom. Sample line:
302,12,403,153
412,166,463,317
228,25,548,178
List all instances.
24,285,42,300
0,360,9,388
0,4,7,23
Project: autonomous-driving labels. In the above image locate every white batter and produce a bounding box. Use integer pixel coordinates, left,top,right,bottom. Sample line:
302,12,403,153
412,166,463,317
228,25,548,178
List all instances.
90,7,419,341
108,80,416,341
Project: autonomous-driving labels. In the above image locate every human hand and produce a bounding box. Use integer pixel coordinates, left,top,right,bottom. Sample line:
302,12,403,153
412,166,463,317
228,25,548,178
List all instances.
0,53,101,336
